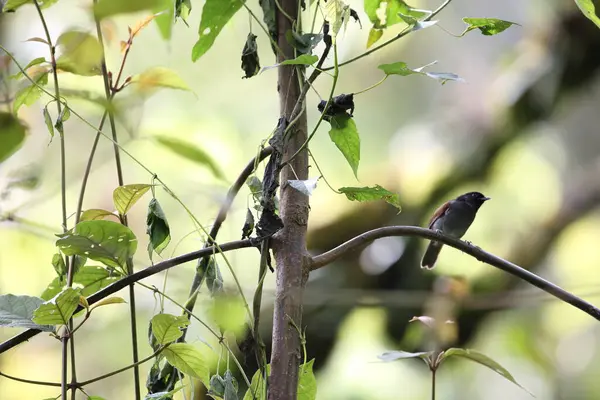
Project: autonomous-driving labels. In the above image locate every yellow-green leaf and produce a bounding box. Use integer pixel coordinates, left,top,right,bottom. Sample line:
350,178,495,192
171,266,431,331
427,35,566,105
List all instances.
113,184,152,215
576,0,600,29
367,28,383,48
56,31,103,76
13,72,48,113
0,112,27,164
151,313,190,344
32,288,80,325
90,296,126,310
461,18,519,36
339,185,401,211
80,209,118,222
163,343,209,385
94,0,168,19
155,136,224,179
131,66,191,94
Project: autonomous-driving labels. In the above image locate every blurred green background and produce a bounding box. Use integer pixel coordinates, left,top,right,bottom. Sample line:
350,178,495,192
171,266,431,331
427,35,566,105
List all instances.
2,0,600,399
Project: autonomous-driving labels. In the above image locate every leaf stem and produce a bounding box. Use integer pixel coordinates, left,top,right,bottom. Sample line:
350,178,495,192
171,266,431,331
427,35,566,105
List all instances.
353,75,388,95
431,368,436,400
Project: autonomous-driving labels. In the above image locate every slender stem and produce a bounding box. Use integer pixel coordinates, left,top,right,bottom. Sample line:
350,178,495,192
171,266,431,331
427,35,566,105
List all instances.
353,75,388,95
32,3,73,399
322,0,453,71
74,112,108,224
94,11,140,399
0,371,61,387
0,238,258,354
77,347,164,386
307,150,339,193
431,368,436,400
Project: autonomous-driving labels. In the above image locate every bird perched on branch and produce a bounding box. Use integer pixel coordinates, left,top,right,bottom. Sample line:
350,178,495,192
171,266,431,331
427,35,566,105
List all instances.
421,191,490,269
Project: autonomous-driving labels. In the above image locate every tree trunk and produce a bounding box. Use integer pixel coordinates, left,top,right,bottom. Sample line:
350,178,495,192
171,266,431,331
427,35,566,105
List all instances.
269,0,310,399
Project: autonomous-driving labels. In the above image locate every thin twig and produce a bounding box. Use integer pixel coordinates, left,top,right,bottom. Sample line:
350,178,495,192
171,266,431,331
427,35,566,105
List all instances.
0,371,61,387
310,226,600,320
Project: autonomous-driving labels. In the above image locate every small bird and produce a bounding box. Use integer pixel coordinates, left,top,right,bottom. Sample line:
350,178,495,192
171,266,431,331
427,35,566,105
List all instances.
421,191,490,269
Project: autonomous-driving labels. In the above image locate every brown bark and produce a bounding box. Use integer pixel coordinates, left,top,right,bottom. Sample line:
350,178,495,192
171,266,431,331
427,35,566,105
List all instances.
268,0,310,399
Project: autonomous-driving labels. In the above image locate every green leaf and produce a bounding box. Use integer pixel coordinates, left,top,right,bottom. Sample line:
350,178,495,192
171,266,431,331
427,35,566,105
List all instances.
131,66,192,94
43,106,54,139
241,33,260,79
243,365,270,400
151,313,190,344
338,185,401,211
205,257,223,295
163,343,209,384
56,220,137,270
87,396,107,400
52,253,66,277
366,28,383,48
154,0,175,39
209,294,245,335
378,61,423,76
113,184,152,215
284,31,323,54
146,198,171,260
13,72,48,113
155,136,224,179
441,348,533,396
41,277,65,301
1,0,56,11
328,114,360,178
378,61,464,84
0,294,54,331
377,350,431,362
576,0,600,29
175,0,192,23
280,54,318,66
73,266,121,296
94,0,168,19
461,18,519,36
297,359,317,400
9,57,47,80
80,209,118,222
32,287,80,325
365,0,430,29
55,31,103,76
192,0,244,61
0,112,28,164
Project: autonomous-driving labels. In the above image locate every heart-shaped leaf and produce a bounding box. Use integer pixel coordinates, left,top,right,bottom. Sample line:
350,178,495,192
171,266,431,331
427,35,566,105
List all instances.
0,294,54,331
151,313,190,344
113,184,152,215
32,288,80,325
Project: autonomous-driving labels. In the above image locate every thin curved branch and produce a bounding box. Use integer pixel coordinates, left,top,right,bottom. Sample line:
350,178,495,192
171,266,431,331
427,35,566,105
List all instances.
309,226,600,321
0,238,258,354
0,371,61,387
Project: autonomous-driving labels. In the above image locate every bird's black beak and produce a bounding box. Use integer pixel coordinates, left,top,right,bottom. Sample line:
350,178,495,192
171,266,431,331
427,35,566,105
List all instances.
483,197,491,201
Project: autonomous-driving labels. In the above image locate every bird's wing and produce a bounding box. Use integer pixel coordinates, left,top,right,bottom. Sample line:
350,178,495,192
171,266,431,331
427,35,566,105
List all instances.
428,200,451,229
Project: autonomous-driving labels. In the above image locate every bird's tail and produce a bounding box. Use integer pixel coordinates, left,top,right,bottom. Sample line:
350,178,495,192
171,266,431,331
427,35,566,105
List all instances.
421,241,443,269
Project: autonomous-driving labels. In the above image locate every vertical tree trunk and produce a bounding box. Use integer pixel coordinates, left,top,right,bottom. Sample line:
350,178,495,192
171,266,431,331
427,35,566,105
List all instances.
269,0,310,399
